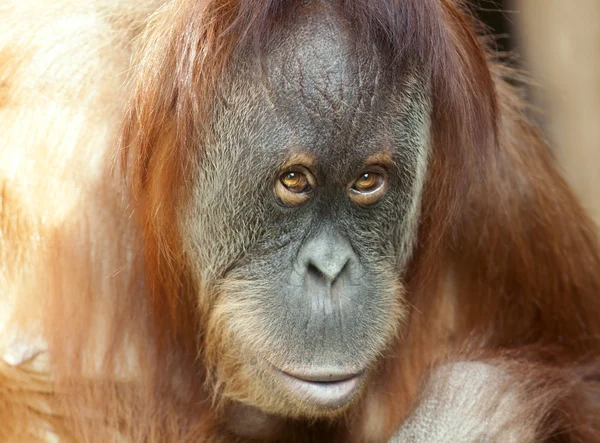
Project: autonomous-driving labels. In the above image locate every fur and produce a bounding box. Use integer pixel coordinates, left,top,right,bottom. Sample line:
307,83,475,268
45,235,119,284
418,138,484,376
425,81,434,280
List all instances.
1,0,599,441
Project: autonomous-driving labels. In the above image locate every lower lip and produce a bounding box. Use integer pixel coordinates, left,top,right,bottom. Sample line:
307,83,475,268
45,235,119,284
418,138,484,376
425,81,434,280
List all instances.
274,369,365,410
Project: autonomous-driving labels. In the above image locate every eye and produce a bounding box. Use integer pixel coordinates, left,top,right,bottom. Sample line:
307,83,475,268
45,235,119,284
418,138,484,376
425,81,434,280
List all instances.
349,169,388,206
275,167,316,207
354,172,383,193
280,171,311,193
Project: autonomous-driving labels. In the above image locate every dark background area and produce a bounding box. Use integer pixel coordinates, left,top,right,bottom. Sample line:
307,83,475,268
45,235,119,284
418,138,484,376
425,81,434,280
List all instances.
471,0,513,53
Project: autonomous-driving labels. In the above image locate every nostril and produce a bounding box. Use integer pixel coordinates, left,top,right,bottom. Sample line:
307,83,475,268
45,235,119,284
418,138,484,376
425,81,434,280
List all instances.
306,259,349,284
307,262,325,281
337,259,349,280
296,231,356,285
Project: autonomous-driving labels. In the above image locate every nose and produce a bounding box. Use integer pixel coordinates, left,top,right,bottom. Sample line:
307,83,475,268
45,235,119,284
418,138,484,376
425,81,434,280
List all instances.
296,230,355,283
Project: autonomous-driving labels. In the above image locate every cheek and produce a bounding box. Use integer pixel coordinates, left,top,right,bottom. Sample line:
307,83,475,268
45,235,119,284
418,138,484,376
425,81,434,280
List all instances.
207,260,408,362
179,185,272,282
347,216,417,272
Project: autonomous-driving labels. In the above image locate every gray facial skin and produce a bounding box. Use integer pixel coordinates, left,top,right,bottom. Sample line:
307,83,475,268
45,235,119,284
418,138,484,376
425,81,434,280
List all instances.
181,6,430,413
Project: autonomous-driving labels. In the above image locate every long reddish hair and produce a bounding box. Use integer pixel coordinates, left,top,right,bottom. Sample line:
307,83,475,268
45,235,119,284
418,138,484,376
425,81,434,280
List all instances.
119,0,600,439
1,0,597,441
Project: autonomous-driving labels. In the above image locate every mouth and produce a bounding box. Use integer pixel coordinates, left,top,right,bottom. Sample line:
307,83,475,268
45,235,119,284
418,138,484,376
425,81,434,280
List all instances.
271,366,365,410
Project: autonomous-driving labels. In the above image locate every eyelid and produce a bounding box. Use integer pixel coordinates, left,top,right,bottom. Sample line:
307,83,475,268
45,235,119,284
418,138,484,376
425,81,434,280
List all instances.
281,171,311,193
348,166,389,206
274,165,317,207
360,164,388,175
354,171,384,192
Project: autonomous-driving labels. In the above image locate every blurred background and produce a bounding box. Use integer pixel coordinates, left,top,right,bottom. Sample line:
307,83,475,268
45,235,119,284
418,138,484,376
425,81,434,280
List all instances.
473,0,600,228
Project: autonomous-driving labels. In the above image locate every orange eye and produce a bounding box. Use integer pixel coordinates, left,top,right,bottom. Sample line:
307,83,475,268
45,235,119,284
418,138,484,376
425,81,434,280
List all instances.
275,167,316,207
280,171,311,193
354,173,382,193
349,170,388,206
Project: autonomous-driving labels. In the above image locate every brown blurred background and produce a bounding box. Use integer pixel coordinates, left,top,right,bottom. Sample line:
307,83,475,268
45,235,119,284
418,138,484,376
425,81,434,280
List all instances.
473,0,600,228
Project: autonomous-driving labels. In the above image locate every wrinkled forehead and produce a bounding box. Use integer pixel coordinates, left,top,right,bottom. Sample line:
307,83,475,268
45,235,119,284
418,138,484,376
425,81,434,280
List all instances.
210,6,428,177
265,9,386,130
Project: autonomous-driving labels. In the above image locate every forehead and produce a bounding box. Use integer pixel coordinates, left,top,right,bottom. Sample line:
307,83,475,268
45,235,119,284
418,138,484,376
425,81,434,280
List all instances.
265,10,395,162
212,6,428,178
265,10,382,132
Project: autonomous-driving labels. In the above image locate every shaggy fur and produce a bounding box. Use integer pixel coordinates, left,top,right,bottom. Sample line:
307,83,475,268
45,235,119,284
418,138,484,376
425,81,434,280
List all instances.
1,0,599,441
